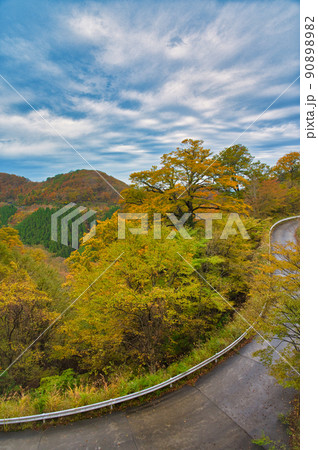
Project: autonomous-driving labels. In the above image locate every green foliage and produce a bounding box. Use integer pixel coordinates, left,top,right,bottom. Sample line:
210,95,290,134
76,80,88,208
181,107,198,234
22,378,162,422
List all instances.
101,205,120,220
251,243,300,390
252,432,287,449
16,248,68,311
198,217,265,306
0,269,57,392
0,146,300,426
16,206,90,257
58,220,233,374
216,144,270,197
0,229,68,393
0,318,248,420
0,205,17,226
38,369,77,394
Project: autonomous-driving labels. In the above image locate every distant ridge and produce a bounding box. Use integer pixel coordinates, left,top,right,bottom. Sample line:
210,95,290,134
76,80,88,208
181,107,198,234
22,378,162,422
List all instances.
0,169,128,205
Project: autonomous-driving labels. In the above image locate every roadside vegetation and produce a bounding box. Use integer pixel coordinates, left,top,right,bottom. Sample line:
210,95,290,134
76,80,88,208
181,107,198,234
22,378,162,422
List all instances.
0,140,299,431
252,238,300,449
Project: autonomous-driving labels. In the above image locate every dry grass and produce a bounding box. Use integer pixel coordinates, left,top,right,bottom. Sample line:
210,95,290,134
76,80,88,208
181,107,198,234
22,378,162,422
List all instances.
0,319,249,426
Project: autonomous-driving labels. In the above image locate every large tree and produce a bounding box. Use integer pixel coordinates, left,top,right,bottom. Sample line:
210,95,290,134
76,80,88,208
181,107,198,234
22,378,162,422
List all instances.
121,139,250,223
217,145,270,198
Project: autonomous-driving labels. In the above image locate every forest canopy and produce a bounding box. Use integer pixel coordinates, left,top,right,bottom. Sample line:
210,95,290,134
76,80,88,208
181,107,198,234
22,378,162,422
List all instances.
0,140,299,419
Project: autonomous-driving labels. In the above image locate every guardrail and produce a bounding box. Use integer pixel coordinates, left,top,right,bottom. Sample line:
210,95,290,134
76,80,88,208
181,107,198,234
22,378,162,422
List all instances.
0,216,300,426
0,329,250,425
268,215,300,254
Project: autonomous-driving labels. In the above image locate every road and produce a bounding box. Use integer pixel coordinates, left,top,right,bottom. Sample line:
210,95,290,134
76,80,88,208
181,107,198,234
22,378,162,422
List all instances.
0,218,299,450
271,217,299,247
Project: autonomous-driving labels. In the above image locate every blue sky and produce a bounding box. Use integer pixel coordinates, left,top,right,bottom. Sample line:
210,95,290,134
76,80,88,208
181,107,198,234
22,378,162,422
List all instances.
0,0,299,183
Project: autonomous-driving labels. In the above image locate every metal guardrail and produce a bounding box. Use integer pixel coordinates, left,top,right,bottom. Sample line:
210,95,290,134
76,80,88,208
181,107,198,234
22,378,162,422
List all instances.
269,215,300,253
0,216,300,425
0,329,250,425
269,215,300,233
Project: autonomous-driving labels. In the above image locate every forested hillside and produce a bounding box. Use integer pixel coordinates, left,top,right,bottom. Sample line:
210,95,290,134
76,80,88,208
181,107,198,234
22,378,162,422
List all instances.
0,205,17,226
0,169,128,205
0,169,127,255
0,140,299,423
15,207,90,257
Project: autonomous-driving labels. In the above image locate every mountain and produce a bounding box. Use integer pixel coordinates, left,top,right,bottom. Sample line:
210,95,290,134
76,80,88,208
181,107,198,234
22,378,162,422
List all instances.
0,173,34,202
0,170,128,205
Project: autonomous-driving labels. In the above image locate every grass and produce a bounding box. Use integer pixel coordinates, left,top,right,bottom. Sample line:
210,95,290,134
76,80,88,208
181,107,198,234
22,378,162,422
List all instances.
0,227,272,430
252,396,300,450
0,318,250,430
286,396,300,450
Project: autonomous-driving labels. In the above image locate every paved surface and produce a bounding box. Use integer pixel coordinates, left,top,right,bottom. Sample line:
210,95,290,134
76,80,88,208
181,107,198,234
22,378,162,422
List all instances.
0,219,299,450
271,218,299,247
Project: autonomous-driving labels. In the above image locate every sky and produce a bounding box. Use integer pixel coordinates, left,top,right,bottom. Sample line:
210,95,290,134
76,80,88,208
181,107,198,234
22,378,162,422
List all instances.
0,0,300,183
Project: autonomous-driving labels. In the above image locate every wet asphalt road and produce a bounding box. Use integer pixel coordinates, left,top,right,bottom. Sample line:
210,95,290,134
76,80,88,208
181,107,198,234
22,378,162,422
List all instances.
0,218,299,449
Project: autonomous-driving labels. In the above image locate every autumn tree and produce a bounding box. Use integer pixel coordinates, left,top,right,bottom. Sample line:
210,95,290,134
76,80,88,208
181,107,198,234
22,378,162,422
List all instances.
244,179,289,218
271,152,300,187
0,270,57,390
202,216,265,307
0,226,22,249
56,216,231,374
244,151,300,218
250,242,300,389
0,227,67,391
0,241,15,281
121,139,250,225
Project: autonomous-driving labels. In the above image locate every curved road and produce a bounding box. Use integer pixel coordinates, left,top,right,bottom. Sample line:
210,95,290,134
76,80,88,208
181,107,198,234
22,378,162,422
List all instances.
0,219,299,450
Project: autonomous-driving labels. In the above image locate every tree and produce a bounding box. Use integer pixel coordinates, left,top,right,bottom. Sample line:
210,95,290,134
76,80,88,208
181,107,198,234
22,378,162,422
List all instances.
202,216,265,306
0,241,15,281
0,205,17,226
0,270,57,390
244,179,289,218
244,151,300,218
0,226,22,249
217,145,270,197
56,217,231,374
121,139,250,225
271,152,300,186
217,145,254,177
250,242,300,389
16,207,89,257
0,227,67,391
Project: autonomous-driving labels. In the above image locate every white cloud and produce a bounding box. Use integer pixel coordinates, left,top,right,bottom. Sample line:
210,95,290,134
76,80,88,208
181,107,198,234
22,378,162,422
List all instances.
0,139,63,157
239,106,300,125
0,0,299,180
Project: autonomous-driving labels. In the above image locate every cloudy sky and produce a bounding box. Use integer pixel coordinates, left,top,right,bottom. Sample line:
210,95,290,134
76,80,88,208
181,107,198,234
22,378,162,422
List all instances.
0,0,299,183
